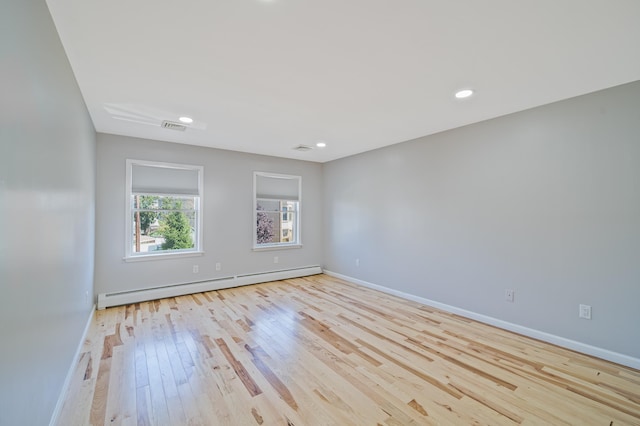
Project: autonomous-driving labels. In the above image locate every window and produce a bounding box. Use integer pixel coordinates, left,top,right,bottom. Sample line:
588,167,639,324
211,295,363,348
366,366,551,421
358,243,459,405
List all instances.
254,172,301,249
126,160,203,259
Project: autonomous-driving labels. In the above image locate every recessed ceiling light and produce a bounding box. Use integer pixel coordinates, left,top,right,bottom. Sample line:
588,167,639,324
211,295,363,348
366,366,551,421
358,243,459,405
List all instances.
316,141,327,148
178,116,193,124
455,89,474,99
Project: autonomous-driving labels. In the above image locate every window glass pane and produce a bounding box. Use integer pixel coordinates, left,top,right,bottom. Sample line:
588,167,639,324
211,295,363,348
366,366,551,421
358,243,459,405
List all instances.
131,194,197,254
256,199,281,212
282,200,297,212
256,211,277,245
280,212,296,242
256,204,297,245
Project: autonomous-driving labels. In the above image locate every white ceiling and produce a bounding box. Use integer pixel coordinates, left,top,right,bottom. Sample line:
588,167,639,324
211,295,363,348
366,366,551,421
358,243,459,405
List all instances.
46,0,640,163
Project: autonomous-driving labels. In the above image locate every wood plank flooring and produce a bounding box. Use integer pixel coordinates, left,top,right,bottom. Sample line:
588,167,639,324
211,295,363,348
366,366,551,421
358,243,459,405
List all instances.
57,274,640,425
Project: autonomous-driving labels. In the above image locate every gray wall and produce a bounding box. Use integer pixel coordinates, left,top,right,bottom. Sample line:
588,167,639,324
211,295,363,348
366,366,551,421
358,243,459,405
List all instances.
95,134,323,295
0,1,96,425
323,81,640,358
1,6,637,424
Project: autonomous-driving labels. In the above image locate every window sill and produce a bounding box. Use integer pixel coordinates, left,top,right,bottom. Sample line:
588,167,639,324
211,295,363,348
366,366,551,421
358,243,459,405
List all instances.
252,244,302,252
123,251,204,262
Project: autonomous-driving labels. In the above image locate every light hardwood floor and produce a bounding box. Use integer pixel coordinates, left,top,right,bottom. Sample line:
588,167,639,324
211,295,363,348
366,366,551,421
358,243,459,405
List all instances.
58,274,640,425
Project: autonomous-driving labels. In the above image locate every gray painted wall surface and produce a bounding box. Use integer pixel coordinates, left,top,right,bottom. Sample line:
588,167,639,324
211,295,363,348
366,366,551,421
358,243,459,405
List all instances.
95,134,323,295
323,81,640,358
1,4,638,422
0,2,96,425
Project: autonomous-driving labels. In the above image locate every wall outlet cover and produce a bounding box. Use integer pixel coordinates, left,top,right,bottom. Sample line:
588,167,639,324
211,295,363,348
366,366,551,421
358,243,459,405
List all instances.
579,304,592,320
505,289,515,303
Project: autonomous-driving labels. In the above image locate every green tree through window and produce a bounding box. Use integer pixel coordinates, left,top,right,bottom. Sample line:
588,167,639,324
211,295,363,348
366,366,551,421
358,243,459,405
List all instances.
138,195,158,235
158,198,194,250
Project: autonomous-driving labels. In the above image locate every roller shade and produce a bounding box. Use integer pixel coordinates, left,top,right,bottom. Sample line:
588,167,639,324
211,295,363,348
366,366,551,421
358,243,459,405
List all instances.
132,163,200,195
256,173,300,201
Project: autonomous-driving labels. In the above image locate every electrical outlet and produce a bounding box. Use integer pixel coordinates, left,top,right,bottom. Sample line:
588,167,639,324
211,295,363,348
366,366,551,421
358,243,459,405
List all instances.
356,258,360,267
273,256,279,264
505,289,515,303
85,291,89,302
193,265,199,274
215,262,221,271
579,304,592,320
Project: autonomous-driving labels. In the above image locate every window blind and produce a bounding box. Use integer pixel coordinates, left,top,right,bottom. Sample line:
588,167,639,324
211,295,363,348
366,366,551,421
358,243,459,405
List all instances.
132,163,200,195
255,173,300,201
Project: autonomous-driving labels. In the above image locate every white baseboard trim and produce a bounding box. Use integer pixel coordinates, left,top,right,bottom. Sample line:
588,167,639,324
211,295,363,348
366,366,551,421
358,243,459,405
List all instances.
49,304,96,426
323,270,640,371
98,266,322,309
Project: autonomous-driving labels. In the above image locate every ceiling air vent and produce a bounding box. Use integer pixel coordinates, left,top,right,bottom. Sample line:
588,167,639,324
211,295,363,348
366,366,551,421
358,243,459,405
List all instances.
292,144,313,152
161,120,187,131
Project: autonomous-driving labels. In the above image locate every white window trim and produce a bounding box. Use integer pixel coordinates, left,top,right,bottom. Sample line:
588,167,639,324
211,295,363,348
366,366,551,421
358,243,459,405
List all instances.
252,244,302,252
123,251,204,263
124,159,204,260
253,171,302,250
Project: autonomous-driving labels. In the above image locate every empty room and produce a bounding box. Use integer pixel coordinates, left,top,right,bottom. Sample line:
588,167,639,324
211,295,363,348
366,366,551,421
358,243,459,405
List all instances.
2,1,640,425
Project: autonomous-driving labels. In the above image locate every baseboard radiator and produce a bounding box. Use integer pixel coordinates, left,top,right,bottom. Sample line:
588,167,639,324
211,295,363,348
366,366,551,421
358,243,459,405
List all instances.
97,265,322,310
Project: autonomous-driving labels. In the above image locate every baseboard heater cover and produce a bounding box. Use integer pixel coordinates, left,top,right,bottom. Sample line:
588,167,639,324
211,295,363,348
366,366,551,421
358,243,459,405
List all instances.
97,265,322,309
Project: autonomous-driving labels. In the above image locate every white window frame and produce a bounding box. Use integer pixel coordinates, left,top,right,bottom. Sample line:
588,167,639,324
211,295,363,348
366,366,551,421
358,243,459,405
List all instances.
124,159,204,261
253,172,302,250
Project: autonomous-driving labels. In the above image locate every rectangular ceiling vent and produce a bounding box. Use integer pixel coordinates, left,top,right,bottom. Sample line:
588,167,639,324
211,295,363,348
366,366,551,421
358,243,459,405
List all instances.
161,120,187,131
